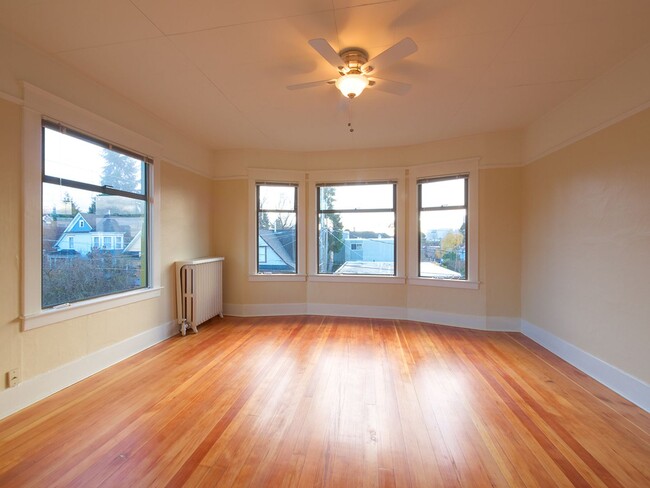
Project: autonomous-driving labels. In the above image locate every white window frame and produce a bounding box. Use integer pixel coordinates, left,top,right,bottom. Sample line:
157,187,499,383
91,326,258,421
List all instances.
22,84,162,330
247,169,306,282
308,168,406,284
408,158,479,289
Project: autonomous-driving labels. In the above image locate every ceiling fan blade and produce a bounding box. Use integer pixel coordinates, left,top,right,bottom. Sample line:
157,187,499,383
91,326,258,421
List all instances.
370,77,412,96
362,37,418,74
286,79,336,91
308,38,345,70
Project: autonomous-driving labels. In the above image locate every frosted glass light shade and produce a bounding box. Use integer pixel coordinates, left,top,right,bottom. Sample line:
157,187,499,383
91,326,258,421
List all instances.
335,74,369,98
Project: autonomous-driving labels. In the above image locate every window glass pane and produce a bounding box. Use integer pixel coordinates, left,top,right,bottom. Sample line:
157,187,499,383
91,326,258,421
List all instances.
258,185,296,211
419,209,466,279
257,210,296,274
420,178,465,209
319,184,394,211
43,127,145,195
42,184,147,308
318,211,395,275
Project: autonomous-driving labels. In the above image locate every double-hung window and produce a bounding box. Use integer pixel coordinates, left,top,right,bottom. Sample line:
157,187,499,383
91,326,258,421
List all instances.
316,182,396,275
409,158,478,287
417,175,468,280
41,120,150,308
256,183,298,274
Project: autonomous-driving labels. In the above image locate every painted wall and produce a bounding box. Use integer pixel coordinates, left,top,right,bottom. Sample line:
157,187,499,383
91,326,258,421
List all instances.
0,104,214,391
522,108,650,383
0,100,22,392
0,27,217,396
214,129,522,179
212,145,522,329
0,28,213,177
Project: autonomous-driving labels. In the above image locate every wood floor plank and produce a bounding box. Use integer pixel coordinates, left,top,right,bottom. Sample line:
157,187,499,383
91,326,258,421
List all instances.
0,315,648,487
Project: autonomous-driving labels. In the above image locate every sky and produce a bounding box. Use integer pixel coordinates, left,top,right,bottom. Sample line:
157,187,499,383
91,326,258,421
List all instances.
260,181,465,237
42,128,144,214
45,129,465,235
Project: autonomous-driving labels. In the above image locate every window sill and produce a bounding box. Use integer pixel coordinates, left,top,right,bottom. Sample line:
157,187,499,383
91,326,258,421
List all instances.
249,274,307,282
407,278,480,289
309,275,406,285
22,287,163,331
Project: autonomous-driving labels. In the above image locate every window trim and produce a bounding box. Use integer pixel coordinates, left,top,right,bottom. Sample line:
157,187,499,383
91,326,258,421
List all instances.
255,182,298,275
315,181,398,276
307,168,406,282
248,169,305,281
417,174,469,279
408,158,479,289
22,84,162,330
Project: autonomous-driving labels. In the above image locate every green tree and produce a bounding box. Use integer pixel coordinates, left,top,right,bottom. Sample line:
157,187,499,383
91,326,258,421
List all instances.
319,187,344,272
101,149,139,192
259,211,271,230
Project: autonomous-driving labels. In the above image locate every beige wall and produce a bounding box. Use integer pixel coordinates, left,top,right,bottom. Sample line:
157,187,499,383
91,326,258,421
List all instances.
0,98,215,390
522,108,650,383
214,130,522,179
0,29,213,176
212,151,522,326
0,100,22,389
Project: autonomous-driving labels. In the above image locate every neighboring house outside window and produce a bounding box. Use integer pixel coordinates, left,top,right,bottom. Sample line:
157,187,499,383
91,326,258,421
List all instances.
418,175,468,280
256,183,298,274
41,120,150,309
316,182,396,275
408,159,479,288
258,244,268,263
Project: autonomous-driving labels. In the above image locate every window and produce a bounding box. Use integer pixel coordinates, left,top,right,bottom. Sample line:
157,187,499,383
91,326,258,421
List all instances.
41,120,150,308
317,182,396,275
258,245,268,263
408,159,478,288
256,183,297,274
418,175,468,280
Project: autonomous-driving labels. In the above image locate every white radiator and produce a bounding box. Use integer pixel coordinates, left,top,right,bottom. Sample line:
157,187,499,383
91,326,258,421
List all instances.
175,257,224,335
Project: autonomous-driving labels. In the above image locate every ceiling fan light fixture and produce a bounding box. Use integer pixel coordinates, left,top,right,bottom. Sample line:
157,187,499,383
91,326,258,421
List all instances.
335,73,369,98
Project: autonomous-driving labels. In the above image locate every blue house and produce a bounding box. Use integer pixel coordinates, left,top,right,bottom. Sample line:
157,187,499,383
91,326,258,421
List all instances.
53,213,137,255
258,229,296,273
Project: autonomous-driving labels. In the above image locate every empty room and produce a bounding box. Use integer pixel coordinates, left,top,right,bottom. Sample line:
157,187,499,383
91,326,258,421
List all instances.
0,1,649,486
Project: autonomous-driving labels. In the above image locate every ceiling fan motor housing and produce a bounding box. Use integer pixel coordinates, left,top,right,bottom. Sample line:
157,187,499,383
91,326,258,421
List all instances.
338,48,369,74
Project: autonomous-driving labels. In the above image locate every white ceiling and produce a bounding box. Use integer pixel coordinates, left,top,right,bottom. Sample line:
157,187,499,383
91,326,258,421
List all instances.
2,0,649,152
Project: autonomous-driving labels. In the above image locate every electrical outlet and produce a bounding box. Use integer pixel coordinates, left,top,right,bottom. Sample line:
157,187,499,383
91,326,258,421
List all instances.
7,368,20,388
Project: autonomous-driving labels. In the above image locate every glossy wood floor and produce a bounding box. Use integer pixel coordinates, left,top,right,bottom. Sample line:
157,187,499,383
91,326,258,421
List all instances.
0,316,648,487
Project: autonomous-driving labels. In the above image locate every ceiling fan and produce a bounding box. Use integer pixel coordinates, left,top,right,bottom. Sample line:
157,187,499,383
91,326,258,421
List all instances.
287,37,418,99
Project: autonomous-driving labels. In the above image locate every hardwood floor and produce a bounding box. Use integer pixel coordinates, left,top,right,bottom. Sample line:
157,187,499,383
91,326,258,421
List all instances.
0,315,648,487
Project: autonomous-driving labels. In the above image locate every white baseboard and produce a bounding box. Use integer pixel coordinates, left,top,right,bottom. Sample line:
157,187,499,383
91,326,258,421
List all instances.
224,302,521,332
521,320,649,412
406,308,487,330
224,303,307,317
0,320,177,420
486,316,522,332
307,303,405,320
